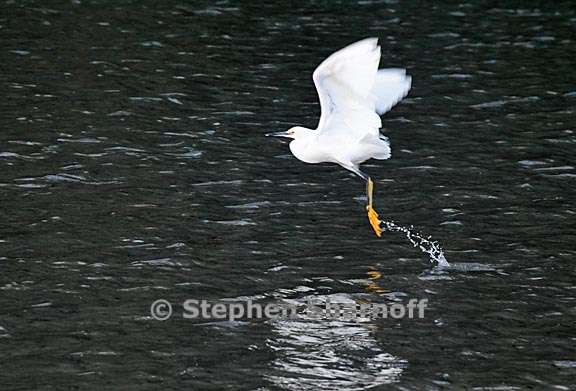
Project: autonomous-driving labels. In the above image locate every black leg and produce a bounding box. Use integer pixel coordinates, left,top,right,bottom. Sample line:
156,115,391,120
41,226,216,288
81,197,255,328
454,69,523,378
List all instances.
357,170,369,182
345,164,368,181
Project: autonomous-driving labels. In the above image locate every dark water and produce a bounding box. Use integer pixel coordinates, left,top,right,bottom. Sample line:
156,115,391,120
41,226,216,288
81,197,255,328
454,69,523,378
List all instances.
1,1,576,389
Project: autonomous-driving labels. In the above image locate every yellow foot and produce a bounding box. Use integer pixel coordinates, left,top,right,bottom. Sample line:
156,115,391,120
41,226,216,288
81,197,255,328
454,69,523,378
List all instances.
366,204,382,237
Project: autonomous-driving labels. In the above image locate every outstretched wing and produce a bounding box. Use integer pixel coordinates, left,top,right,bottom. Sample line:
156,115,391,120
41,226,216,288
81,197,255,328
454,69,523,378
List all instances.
312,38,411,142
372,68,412,115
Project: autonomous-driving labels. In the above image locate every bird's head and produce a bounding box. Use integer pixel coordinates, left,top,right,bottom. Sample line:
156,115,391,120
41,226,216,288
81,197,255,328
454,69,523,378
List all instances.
266,126,312,140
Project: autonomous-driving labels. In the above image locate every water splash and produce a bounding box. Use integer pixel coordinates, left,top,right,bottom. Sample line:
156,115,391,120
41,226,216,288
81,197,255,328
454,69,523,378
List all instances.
380,220,449,267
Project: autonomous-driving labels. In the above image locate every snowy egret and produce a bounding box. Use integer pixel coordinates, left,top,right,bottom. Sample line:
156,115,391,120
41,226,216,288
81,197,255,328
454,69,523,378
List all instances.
268,38,411,236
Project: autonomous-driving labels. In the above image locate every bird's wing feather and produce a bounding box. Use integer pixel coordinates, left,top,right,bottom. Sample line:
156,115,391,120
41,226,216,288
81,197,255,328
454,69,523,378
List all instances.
372,69,412,115
313,38,381,132
312,38,411,144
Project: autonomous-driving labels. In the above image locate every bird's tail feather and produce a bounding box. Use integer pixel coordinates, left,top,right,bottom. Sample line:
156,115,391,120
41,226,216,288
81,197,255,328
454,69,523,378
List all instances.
360,134,391,160
371,140,391,160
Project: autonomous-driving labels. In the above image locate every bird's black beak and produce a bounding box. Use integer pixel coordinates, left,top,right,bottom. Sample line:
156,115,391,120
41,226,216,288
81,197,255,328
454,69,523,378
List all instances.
265,131,291,138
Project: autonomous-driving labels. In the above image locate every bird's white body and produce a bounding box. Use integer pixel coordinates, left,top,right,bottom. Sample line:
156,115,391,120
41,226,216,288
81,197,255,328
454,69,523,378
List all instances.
279,38,411,178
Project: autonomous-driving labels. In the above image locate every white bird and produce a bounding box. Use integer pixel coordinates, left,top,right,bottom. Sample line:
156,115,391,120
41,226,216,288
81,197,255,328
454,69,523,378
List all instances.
268,38,411,236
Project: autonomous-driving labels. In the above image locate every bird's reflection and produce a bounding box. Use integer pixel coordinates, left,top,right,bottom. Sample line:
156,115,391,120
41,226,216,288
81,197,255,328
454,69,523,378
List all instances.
364,266,389,294
266,292,407,390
